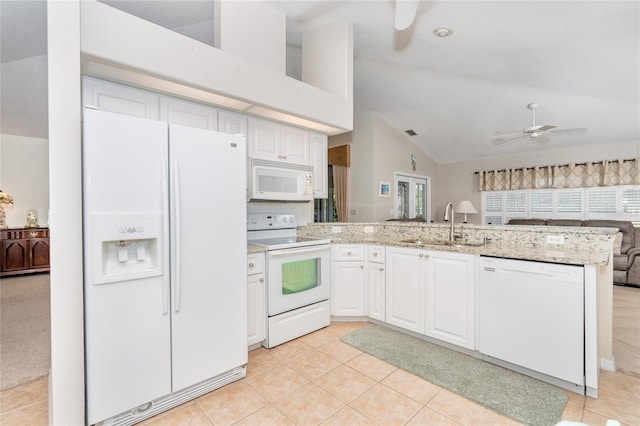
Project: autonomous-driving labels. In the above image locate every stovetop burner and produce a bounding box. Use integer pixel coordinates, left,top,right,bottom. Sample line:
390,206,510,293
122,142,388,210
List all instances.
246,213,331,250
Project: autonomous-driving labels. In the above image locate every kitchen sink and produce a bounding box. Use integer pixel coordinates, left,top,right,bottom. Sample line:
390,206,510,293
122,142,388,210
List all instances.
400,239,485,248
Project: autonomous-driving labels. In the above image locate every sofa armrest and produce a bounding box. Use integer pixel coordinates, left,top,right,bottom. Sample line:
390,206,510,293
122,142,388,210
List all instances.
627,248,640,286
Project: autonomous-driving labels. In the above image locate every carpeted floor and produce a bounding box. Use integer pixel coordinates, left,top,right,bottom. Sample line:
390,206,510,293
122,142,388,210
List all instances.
0,273,51,390
342,324,567,426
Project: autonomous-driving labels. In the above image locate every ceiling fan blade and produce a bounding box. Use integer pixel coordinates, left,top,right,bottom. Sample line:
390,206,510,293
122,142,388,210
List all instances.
395,0,419,30
547,127,588,136
537,125,557,132
492,131,524,139
532,135,551,144
492,134,528,145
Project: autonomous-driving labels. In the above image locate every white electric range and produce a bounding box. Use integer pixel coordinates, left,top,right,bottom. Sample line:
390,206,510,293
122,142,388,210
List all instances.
247,213,332,348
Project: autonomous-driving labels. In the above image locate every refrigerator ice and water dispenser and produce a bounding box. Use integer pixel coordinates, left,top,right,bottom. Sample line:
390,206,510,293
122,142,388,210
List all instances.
90,213,163,284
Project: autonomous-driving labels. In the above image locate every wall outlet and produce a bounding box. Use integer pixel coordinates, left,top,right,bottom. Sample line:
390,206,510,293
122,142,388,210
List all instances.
364,226,374,234
546,235,565,244
332,227,343,234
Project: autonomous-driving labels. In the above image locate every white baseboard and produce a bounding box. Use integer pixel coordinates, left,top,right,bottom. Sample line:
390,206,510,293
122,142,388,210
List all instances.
600,356,616,372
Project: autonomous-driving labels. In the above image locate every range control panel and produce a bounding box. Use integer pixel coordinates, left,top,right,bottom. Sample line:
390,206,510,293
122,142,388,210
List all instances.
247,213,297,231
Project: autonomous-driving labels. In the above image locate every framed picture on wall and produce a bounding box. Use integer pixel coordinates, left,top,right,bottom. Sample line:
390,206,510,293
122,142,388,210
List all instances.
378,181,390,198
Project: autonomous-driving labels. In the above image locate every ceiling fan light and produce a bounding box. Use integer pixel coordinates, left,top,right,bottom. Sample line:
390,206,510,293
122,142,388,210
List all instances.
433,28,453,37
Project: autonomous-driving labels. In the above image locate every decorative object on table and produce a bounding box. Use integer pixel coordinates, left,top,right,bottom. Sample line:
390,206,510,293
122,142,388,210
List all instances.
378,181,390,198
0,190,14,230
410,154,417,171
25,209,39,228
454,200,478,223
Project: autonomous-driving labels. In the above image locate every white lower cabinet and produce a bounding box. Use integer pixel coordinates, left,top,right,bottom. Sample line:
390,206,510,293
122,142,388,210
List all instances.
247,253,266,347
367,245,386,322
425,250,476,350
385,247,427,334
332,244,366,316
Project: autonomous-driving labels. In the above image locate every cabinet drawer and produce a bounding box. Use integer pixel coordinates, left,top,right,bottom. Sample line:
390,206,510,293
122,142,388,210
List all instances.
1,228,49,239
247,253,265,276
368,245,385,263
333,244,365,261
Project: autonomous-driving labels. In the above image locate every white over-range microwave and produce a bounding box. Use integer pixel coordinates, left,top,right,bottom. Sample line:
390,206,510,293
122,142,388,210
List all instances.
248,158,314,202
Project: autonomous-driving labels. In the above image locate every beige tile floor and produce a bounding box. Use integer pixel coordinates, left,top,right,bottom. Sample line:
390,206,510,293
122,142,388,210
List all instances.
2,288,639,426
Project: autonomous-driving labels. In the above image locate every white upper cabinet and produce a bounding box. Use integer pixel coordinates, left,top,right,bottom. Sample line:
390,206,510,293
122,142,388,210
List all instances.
160,97,218,130
310,132,328,198
219,110,248,136
82,76,160,119
248,118,310,165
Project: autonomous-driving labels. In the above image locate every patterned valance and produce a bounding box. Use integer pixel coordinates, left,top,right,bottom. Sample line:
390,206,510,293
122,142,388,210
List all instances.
478,158,640,191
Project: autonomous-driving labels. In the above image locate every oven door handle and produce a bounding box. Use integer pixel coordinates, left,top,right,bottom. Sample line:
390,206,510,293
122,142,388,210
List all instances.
267,245,330,257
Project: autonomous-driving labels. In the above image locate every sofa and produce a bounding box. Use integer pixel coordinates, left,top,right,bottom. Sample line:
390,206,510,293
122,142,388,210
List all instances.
508,219,640,286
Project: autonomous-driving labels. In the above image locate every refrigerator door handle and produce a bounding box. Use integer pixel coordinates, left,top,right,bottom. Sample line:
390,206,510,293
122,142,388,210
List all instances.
172,160,183,313
161,159,170,315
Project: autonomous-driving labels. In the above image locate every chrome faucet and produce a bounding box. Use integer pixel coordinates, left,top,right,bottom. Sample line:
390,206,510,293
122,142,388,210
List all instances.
443,202,460,242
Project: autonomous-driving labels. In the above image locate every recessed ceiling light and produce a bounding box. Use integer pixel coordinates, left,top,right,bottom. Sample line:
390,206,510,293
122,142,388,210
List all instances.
433,28,453,38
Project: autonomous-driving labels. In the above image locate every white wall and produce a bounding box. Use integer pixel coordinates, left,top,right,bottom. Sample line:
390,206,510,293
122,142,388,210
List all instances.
438,141,640,224
329,112,440,222
0,134,49,227
371,114,440,222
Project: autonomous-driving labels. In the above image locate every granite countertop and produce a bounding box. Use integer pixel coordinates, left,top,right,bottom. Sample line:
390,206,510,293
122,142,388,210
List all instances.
324,236,611,266
247,243,267,254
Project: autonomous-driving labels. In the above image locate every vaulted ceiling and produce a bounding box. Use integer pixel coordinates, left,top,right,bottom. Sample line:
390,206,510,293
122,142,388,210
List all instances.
1,1,638,163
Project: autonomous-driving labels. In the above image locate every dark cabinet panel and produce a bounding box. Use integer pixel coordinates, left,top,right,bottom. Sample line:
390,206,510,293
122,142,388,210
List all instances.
0,228,50,277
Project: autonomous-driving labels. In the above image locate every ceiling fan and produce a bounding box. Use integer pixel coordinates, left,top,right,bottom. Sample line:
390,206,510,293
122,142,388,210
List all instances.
491,103,588,145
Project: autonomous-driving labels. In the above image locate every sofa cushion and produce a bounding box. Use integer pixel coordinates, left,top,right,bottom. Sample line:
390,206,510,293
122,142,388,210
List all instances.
507,219,547,225
545,219,583,227
613,254,628,271
583,220,635,255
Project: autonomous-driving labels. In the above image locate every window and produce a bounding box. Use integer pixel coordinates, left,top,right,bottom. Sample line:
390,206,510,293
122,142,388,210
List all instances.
481,185,640,225
395,173,430,221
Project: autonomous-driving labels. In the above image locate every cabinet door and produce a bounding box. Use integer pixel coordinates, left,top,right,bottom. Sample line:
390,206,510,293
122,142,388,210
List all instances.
219,110,248,136
1,239,29,272
425,251,476,350
280,125,310,165
82,76,160,119
332,261,366,316
367,262,385,321
248,118,280,161
385,247,426,334
247,273,266,346
310,132,328,198
160,97,218,130
30,238,50,269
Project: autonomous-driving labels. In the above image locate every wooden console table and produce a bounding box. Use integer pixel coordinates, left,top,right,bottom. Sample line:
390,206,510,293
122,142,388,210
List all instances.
0,227,50,277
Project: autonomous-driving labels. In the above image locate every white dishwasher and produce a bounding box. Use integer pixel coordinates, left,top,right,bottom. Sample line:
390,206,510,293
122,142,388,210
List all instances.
477,256,585,390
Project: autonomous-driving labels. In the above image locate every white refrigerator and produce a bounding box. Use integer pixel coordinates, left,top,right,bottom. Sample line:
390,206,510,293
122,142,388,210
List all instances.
83,109,247,425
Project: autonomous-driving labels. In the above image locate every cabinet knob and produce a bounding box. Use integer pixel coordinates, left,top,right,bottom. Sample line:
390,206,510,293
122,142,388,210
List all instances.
248,262,254,267
379,267,384,272
419,253,424,258
259,278,264,283
360,265,364,269
373,252,378,256
347,251,351,255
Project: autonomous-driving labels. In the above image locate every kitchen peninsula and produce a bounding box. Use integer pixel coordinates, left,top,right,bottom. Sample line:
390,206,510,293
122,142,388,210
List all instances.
296,221,616,398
